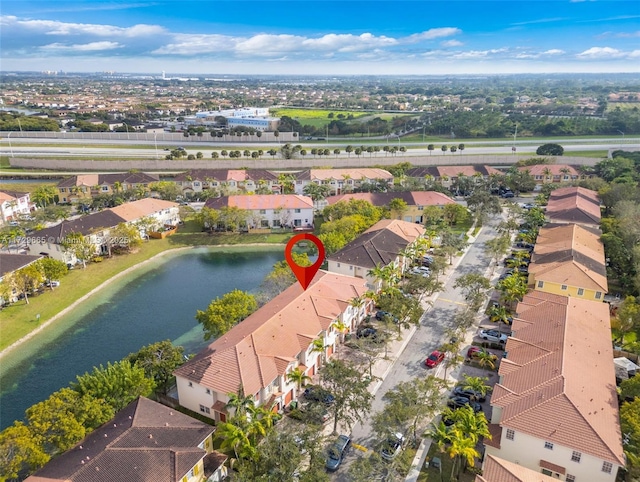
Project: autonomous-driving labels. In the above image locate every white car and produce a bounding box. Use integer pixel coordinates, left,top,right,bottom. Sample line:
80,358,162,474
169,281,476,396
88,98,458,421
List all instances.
45,280,60,288
479,329,508,344
381,432,405,460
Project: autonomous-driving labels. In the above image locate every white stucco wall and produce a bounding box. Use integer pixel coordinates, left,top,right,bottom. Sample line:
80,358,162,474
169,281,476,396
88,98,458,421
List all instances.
486,429,620,482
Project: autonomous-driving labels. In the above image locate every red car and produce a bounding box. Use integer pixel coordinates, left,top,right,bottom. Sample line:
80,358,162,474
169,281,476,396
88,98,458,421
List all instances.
425,350,445,368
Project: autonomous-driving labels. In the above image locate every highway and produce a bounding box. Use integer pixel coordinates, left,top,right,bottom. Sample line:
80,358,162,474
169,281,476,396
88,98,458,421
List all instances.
2,136,638,160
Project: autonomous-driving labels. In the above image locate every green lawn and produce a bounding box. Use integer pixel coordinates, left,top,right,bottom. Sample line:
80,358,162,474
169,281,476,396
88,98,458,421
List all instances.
0,224,291,352
419,444,477,482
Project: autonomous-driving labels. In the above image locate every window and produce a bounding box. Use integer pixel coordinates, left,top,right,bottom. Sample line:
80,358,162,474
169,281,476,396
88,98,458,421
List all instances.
571,451,581,463
206,388,211,394
101,186,109,192
59,188,66,193
561,285,567,291
577,288,584,296
295,209,301,213
544,441,554,450
542,469,553,476
199,404,211,414
595,291,602,299
537,280,544,288
566,475,576,482
337,263,341,268
188,382,193,387
505,429,515,440
602,462,613,474
259,209,266,214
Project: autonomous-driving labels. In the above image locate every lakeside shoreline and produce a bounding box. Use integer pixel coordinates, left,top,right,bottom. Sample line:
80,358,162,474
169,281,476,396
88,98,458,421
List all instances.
0,243,283,361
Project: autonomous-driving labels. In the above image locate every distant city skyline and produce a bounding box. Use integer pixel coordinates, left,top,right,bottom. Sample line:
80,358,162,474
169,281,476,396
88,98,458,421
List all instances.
1,0,639,75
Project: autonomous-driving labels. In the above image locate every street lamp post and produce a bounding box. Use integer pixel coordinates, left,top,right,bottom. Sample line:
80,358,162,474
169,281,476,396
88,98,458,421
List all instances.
154,133,159,159
617,130,625,146
7,131,14,157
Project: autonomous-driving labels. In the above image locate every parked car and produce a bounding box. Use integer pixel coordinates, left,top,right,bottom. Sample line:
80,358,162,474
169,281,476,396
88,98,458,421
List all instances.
44,280,60,288
467,346,498,362
304,386,335,405
381,432,405,460
425,350,445,368
447,396,482,412
326,434,351,471
516,241,534,249
479,329,508,344
453,385,486,402
375,311,399,323
501,190,515,198
356,325,379,341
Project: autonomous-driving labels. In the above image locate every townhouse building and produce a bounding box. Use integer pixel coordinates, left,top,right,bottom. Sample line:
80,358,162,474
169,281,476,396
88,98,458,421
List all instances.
26,397,227,482
327,219,425,290
108,198,180,235
23,210,127,264
545,187,601,227
518,164,580,185
476,455,563,482
173,169,279,196
528,223,607,301
0,253,44,304
57,172,159,204
484,291,625,482
293,168,394,197
204,194,314,229
405,165,504,191
173,271,370,422
0,190,34,224
325,191,456,224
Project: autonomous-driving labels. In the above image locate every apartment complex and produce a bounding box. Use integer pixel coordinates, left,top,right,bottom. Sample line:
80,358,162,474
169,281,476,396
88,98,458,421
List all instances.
173,271,370,421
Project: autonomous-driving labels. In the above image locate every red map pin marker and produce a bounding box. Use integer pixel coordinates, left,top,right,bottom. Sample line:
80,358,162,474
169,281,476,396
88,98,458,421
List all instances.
285,233,326,290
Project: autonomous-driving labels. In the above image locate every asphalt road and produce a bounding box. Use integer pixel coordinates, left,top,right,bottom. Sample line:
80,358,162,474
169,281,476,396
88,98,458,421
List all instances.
333,213,502,480
2,136,638,159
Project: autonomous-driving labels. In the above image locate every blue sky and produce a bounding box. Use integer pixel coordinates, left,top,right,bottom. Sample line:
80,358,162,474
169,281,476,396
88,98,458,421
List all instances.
1,0,639,75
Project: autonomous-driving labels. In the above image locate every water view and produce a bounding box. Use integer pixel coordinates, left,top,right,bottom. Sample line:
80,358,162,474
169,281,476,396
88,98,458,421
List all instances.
0,247,283,429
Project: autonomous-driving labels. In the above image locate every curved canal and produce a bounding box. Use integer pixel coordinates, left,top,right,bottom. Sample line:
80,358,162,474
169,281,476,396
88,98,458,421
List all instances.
0,247,283,430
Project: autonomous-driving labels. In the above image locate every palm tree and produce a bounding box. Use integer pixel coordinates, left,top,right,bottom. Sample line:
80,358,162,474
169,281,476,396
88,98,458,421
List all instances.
287,367,311,391
310,336,327,366
216,422,254,463
474,349,497,370
460,375,492,400
447,428,480,480
226,386,255,419
331,319,349,348
428,420,453,454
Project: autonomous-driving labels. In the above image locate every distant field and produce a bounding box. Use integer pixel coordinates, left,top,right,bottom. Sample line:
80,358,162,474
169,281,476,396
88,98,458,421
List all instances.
608,102,640,111
271,108,372,128
0,181,57,193
564,150,608,158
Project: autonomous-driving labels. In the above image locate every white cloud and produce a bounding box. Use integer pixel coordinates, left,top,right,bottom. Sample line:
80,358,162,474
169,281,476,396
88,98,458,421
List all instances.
404,27,461,43
41,41,122,51
629,50,640,58
0,15,165,37
616,31,640,38
542,49,565,55
441,39,463,47
577,46,625,58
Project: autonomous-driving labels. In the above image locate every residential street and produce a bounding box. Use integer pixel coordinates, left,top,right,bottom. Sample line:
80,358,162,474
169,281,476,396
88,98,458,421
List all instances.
333,212,503,480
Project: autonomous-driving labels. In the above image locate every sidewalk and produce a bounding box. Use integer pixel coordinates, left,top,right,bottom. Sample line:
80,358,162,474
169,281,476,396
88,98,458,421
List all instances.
321,225,482,442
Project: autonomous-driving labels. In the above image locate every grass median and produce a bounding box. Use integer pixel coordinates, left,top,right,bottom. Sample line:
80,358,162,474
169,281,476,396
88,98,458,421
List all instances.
0,223,291,353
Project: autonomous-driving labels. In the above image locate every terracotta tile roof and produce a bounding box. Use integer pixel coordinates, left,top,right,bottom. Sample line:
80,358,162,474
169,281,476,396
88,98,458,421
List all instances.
175,169,280,183
545,187,601,225
364,219,426,243
327,222,417,269
492,291,624,465
108,198,179,222
476,455,560,482
326,191,455,207
57,173,158,189
529,224,607,292
174,271,368,397
26,397,215,482
308,168,393,181
204,194,313,211
519,164,579,178
0,190,28,200
406,165,503,178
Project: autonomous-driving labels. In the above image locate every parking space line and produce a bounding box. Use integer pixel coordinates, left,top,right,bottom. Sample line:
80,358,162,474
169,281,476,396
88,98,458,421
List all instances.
436,298,467,306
